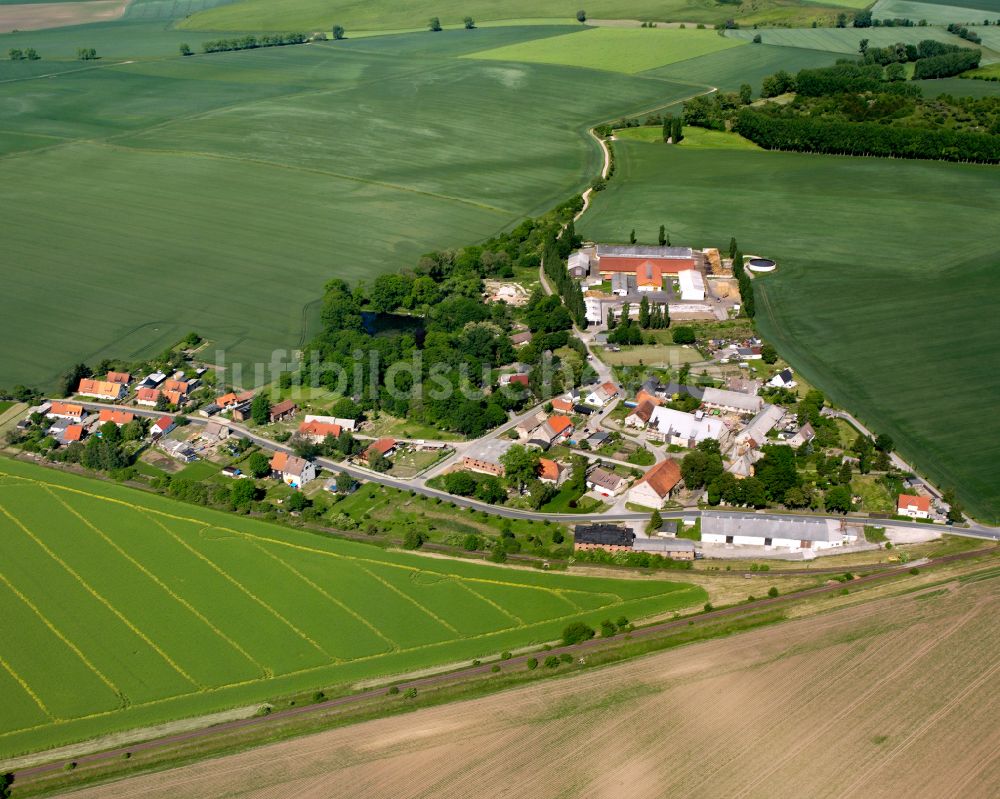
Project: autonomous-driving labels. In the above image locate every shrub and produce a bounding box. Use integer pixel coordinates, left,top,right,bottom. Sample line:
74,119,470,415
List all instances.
544,655,560,668
526,657,538,670
704,602,714,612
767,586,779,598
491,664,501,672
501,651,512,660
562,621,596,645
387,685,400,695
559,652,572,663
312,691,326,702
402,529,425,549
404,687,418,699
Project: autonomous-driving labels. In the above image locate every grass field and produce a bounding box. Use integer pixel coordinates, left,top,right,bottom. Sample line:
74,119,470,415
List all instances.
180,0,850,34
579,141,1000,521
872,0,1000,26
726,25,980,54
465,27,746,74
0,457,704,757
0,26,701,390
640,42,843,93
616,125,760,149
65,567,1000,798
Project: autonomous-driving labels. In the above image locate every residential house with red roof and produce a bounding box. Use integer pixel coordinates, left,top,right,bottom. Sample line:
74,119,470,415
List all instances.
298,419,341,443
897,493,931,520
98,409,134,426
77,378,125,401
627,459,682,510
270,451,317,488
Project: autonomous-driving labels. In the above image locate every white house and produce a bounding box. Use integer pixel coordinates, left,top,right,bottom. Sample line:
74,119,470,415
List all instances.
678,269,706,301
767,368,797,389
649,406,724,448
701,512,859,552
627,459,682,509
585,382,620,407
897,493,931,519
150,415,175,437
270,451,317,488
785,423,815,449
624,399,656,429
586,467,628,497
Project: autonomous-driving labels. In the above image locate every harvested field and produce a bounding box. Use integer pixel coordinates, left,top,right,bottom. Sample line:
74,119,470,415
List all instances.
66,573,1000,798
0,0,124,33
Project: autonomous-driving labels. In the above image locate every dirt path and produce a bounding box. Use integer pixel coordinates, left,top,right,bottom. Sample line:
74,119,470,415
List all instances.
0,705,261,773
62,576,1000,799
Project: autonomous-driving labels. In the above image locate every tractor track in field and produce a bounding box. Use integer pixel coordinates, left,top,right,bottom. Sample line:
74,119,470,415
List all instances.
10,544,995,782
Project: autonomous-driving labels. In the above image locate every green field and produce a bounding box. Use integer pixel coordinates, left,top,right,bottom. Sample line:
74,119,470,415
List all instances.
871,0,1000,26
579,140,1000,521
0,457,704,757
0,26,702,390
641,43,843,93
180,0,850,34
616,125,760,149
466,27,746,74
725,26,980,54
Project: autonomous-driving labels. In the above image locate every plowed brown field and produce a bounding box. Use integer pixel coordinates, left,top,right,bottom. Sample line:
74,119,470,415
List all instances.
66,577,1000,799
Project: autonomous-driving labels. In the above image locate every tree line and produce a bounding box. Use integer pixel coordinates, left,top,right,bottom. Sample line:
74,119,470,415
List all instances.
202,33,308,54
734,107,1000,163
8,48,40,61
729,237,754,318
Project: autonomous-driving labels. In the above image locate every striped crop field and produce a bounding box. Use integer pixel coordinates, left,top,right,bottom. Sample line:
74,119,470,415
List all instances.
0,458,704,757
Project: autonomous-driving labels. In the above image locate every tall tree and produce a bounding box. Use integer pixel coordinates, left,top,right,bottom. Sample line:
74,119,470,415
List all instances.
250,393,270,426
658,224,666,246
638,295,651,329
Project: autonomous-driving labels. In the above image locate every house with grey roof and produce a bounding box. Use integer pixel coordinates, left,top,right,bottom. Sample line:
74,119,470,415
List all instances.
701,512,860,552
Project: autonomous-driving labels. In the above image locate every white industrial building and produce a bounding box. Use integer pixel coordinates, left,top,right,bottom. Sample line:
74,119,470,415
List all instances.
678,269,706,301
649,406,724,448
701,512,860,552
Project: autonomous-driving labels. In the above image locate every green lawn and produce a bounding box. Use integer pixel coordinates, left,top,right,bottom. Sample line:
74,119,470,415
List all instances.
0,27,701,390
0,401,14,415
0,457,703,757
616,125,760,150
466,27,745,74
579,140,1000,521
540,485,607,514
174,459,222,481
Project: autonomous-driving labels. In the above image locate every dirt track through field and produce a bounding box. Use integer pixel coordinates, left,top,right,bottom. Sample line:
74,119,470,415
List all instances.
63,577,1000,799
0,0,126,32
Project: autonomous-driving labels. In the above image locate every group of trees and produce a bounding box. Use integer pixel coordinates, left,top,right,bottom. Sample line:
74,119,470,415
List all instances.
77,48,98,60
8,48,40,61
729,238,755,318
662,114,684,143
913,48,981,79
305,198,584,436
202,33,307,53
948,22,982,44
638,295,670,330
543,220,588,328
682,83,755,129
735,107,1000,163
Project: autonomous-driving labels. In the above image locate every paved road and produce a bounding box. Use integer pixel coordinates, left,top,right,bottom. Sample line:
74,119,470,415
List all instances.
12,543,995,783
68,400,1000,538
